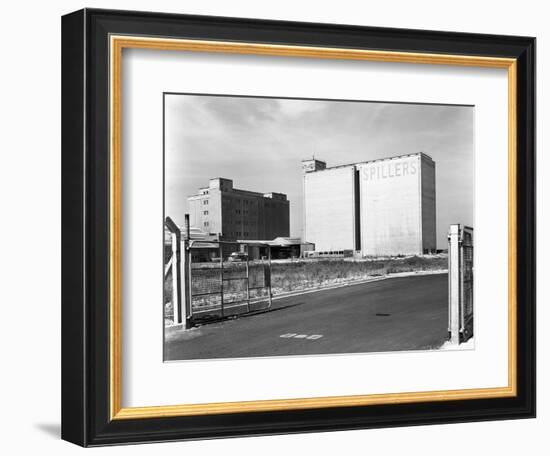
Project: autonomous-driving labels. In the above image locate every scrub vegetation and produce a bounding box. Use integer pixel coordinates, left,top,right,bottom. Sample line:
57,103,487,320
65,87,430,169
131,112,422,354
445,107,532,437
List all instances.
270,254,447,294
165,254,447,323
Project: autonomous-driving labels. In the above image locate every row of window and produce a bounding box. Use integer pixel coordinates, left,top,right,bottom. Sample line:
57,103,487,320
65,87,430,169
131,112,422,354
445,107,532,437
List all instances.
225,220,256,227
221,199,263,208
214,198,285,208
202,199,283,213
226,232,253,237
202,218,260,229
265,202,285,209
223,198,253,205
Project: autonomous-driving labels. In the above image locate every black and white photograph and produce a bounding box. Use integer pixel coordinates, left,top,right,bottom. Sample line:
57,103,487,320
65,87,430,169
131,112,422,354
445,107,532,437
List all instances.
163,94,474,361
0,0,541,451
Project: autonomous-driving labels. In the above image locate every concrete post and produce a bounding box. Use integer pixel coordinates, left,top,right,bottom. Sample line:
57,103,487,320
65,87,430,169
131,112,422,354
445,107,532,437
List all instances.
181,238,191,329
245,244,251,313
166,215,192,330
170,231,181,325
219,245,225,317
267,246,272,308
448,224,461,344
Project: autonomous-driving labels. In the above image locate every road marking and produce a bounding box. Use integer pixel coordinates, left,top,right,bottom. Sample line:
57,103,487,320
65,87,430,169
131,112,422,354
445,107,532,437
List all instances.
279,333,323,340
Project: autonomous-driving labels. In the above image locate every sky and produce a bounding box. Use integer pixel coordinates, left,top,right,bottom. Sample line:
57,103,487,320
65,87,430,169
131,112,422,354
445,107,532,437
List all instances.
165,94,474,249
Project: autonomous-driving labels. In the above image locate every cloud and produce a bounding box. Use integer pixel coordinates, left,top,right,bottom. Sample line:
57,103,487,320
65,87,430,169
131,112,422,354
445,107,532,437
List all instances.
165,94,473,247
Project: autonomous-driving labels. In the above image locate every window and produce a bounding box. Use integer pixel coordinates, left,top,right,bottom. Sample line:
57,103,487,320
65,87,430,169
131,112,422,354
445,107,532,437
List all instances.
203,199,209,205
204,221,209,227
203,210,208,215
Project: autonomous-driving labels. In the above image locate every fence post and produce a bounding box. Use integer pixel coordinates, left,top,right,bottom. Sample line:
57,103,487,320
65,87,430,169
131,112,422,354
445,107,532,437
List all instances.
181,215,192,329
448,224,461,345
170,230,181,325
245,244,250,312
166,216,192,330
166,217,182,325
267,246,272,308
180,240,191,329
219,245,224,317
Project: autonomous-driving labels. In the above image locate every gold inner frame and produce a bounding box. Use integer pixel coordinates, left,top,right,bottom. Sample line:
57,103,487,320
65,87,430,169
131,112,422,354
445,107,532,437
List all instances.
109,35,517,420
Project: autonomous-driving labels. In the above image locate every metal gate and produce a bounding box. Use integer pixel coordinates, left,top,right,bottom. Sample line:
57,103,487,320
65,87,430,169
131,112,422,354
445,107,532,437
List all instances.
165,216,274,328
189,241,273,321
448,224,474,344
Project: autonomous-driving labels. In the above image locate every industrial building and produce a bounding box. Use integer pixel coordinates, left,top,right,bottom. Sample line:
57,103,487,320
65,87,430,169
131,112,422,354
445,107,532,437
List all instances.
188,178,290,242
302,153,436,256
240,237,315,260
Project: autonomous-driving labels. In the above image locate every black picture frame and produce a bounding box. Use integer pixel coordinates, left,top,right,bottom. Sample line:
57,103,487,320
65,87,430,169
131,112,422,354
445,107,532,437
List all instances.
62,8,535,447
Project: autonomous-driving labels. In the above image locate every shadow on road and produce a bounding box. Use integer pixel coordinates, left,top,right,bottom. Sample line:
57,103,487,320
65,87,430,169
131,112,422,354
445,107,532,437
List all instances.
193,302,305,326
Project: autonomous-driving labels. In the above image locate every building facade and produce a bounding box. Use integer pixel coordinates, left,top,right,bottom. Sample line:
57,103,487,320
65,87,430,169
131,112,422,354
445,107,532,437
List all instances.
188,178,290,242
302,153,436,256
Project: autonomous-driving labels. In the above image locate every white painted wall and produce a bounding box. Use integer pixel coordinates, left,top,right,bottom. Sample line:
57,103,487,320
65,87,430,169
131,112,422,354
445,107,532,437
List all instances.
304,166,356,251
359,154,423,255
0,1,546,455
305,154,436,256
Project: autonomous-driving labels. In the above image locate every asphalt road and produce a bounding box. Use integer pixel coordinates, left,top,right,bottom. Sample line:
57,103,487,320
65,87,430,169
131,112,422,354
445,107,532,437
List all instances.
164,273,448,361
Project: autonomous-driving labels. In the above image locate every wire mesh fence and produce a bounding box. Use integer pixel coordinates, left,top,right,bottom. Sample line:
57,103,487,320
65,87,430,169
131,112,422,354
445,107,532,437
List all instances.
461,227,474,339
187,241,273,319
165,242,449,325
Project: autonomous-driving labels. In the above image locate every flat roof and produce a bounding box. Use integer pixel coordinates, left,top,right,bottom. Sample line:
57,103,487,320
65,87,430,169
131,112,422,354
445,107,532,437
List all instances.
308,152,434,173
189,187,288,199
238,237,313,246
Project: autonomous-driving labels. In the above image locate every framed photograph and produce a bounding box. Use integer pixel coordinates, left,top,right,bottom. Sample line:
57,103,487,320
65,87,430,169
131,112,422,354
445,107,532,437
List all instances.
61,8,535,446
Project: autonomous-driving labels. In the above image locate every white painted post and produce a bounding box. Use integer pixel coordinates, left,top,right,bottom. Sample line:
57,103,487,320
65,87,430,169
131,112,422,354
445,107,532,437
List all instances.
166,215,191,330
448,224,461,345
267,246,272,308
181,237,191,329
245,244,251,313
170,231,181,325
219,245,224,317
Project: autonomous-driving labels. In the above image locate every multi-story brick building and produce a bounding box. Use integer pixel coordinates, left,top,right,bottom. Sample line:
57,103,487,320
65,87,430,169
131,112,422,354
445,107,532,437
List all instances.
188,178,290,242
